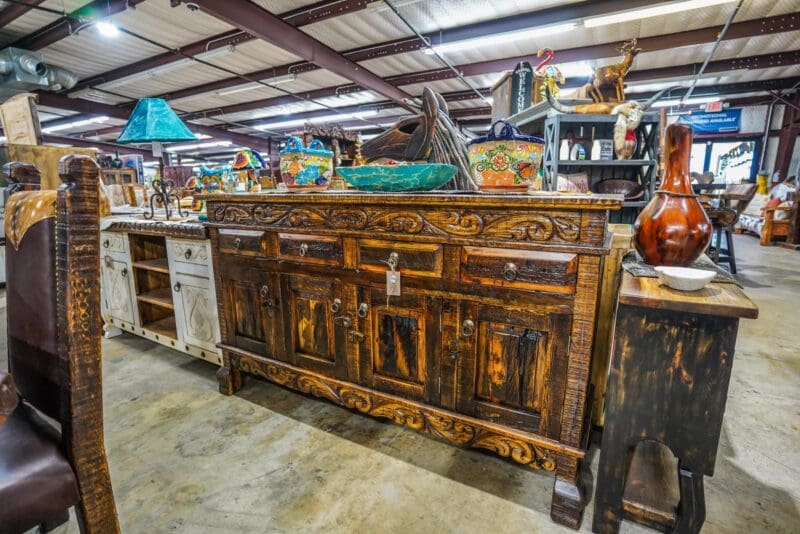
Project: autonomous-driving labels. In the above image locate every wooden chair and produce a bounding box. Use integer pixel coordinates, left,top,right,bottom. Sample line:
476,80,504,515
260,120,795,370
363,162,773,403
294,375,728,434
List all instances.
0,156,120,533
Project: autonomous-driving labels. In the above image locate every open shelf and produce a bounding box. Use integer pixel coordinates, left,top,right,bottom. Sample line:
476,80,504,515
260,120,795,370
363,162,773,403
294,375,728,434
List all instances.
136,287,174,309
143,315,177,339
132,258,170,274
558,159,657,167
622,440,680,530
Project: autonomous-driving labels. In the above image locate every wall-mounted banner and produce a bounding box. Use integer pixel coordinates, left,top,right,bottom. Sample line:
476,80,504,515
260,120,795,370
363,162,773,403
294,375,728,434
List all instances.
679,108,741,134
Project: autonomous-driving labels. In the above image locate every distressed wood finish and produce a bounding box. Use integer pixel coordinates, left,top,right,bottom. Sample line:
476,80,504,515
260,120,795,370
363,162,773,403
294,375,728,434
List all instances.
593,273,757,533
205,192,620,529
58,156,121,533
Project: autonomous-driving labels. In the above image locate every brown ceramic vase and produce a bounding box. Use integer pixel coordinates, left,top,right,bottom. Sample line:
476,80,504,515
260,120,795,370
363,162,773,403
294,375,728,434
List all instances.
634,122,712,266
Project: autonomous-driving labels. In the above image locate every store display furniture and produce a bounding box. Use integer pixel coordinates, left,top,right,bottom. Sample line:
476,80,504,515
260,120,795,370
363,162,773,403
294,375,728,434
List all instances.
100,168,136,186
0,156,119,533
100,217,222,365
203,191,622,529
593,273,757,533
508,101,659,222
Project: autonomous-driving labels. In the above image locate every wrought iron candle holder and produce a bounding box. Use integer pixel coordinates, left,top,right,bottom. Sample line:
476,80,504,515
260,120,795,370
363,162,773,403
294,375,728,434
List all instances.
145,178,186,220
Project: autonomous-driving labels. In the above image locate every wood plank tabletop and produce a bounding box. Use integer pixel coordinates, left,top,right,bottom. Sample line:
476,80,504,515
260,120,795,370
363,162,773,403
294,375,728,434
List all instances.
618,272,759,319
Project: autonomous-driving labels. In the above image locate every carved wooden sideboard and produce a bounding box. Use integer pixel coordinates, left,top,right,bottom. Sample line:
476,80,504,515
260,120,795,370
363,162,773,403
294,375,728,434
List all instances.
202,192,621,528
100,218,222,365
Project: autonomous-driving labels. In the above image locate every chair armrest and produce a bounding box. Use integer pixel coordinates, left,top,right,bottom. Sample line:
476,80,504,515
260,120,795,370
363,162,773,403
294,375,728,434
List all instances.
0,372,19,425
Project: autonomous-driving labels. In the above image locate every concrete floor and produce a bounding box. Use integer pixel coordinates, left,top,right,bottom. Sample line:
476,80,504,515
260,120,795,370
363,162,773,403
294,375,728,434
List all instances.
5,234,800,533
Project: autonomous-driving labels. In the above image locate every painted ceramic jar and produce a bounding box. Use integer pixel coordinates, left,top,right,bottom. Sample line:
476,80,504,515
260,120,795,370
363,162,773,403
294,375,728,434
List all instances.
279,136,334,191
466,120,544,192
634,122,712,266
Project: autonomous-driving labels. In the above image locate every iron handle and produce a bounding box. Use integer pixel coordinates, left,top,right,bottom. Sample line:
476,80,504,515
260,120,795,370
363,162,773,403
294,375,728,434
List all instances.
120,267,128,278
448,340,460,361
331,298,341,313
184,249,192,260
233,237,242,250
357,302,369,318
103,239,110,248
348,330,365,342
173,282,181,292
503,262,518,281
461,319,475,337
299,243,309,257
334,315,352,329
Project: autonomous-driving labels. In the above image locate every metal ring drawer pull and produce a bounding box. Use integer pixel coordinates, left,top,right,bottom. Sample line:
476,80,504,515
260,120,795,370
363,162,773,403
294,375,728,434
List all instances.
173,282,181,292
331,298,341,313
299,243,309,257
461,319,475,337
120,267,128,278
184,249,193,260
503,262,518,281
357,302,369,318
233,237,242,250
103,239,110,248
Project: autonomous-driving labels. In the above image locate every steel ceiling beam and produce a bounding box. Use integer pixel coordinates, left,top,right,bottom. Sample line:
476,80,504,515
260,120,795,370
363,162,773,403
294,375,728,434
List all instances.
10,0,147,50
178,0,415,111
0,0,46,29
42,133,156,158
36,93,271,151
69,0,379,93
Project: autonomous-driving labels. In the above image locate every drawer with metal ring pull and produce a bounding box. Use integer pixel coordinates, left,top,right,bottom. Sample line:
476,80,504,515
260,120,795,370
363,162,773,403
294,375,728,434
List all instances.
100,231,127,254
170,238,210,267
218,229,266,257
460,247,578,294
277,233,343,267
356,239,443,278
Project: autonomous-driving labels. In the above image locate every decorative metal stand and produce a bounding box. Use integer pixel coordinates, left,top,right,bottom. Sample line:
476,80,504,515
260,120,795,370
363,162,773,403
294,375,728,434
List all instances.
145,178,186,220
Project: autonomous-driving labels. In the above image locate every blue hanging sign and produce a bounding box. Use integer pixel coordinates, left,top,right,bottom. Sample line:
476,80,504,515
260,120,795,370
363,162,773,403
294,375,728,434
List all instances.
679,108,741,134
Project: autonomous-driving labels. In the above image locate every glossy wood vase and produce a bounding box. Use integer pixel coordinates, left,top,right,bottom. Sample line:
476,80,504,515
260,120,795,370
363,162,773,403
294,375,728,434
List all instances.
634,123,711,266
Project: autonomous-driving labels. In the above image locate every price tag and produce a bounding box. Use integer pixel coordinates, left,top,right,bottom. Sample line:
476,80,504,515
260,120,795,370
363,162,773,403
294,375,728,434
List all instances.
386,270,401,296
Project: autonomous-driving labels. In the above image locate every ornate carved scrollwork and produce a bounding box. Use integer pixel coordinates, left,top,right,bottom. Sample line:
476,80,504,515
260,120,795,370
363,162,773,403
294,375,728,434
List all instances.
228,354,557,472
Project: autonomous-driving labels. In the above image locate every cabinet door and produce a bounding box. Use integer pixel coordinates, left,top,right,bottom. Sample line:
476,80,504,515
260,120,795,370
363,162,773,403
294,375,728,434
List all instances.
220,265,284,361
281,274,349,379
356,287,441,403
454,302,571,437
172,272,219,352
101,255,136,324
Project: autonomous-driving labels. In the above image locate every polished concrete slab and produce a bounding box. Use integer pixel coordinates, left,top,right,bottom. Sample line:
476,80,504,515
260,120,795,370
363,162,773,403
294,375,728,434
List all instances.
6,234,800,533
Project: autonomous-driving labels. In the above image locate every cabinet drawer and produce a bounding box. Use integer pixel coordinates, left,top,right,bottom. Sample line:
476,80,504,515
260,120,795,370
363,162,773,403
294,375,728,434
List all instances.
461,247,577,294
357,239,443,278
219,229,265,257
170,239,210,267
100,232,126,254
278,233,342,267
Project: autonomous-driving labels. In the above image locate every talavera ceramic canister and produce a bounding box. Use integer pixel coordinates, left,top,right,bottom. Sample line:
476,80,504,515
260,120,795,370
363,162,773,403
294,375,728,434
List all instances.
634,122,712,266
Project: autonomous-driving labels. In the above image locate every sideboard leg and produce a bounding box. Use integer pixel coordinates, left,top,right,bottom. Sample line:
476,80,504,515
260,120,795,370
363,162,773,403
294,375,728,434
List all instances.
551,454,585,529
216,365,242,395
675,468,705,534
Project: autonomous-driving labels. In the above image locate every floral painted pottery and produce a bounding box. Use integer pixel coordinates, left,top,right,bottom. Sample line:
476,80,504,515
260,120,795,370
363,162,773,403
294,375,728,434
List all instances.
466,120,544,192
336,163,457,192
634,122,712,266
279,136,333,191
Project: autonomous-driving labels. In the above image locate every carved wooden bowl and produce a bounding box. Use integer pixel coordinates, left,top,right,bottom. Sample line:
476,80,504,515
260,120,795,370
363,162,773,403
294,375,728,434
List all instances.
592,179,645,200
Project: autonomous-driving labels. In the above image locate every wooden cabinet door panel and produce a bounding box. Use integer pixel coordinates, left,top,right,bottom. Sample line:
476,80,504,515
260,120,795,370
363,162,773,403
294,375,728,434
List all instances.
221,266,283,361
455,302,571,436
281,275,348,379
101,256,136,325
172,272,219,352
357,287,441,403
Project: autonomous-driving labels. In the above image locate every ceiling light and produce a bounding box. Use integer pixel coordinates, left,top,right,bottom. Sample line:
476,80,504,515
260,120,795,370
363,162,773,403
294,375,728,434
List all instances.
42,116,110,133
651,96,720,108
167,140,233,152
217,74,296,96
95,22,119,38
424,23,577,56
255,110,378,131
584,0,737,28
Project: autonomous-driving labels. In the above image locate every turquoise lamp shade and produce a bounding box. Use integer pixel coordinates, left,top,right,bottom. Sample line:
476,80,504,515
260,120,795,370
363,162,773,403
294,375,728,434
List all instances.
117,98,196,143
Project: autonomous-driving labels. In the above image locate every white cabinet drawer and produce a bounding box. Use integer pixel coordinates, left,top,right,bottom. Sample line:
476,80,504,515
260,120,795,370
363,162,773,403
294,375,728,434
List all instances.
100,231,127,254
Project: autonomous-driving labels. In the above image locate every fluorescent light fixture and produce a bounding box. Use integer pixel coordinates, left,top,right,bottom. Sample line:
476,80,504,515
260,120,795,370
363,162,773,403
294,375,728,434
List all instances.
255,110,378,131
0,136,7,143
95,21,119,38
651,96,720,108
558,61,595,79
584,0,737,28
424,23,577,56
167,140,233,152
42,116,110,133
217,74,296,96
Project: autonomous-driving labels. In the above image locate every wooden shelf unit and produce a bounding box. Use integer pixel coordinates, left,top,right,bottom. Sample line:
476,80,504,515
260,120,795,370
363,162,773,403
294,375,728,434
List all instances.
132,257,170,274
136,287,174,309
129,234,176,337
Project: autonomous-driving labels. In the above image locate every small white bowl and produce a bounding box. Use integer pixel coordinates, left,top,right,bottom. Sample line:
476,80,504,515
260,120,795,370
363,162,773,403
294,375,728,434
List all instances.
654,266,716,292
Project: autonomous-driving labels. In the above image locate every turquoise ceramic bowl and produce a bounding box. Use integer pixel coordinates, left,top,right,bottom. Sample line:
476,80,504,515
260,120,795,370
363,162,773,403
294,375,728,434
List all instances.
337,164,457,192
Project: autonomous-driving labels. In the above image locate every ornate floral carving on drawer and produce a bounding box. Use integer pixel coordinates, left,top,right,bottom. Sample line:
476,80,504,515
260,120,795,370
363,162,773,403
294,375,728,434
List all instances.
100,232,126,253
172,240,209,265
209,204,586,245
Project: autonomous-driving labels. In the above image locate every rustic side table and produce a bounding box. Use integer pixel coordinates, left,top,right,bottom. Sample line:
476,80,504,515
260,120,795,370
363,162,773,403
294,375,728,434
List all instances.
593,273,758,533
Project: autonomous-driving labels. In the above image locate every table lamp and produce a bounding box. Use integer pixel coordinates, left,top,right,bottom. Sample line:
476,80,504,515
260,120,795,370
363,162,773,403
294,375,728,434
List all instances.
117,98,197,219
